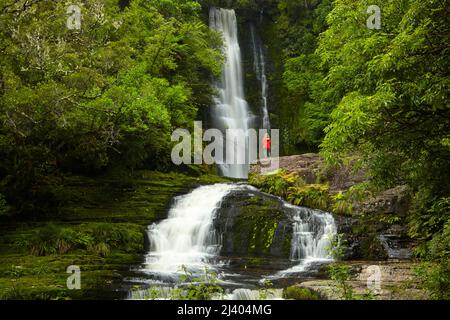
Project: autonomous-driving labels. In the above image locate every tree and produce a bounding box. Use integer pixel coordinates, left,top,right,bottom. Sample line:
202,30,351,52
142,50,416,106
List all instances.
0,0,222,214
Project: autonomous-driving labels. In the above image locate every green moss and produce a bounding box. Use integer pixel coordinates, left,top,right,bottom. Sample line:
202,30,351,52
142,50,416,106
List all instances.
282,231,293,257
233,196,285,256
0,170,229,299
282,286,322,300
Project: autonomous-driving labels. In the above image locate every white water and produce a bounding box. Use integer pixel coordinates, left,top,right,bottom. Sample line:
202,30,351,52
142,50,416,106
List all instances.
141,183,336,278
250,24,271,131
142,184,236,278
224,288,283,300
133,183,336,300
210,8,251,179
274,204,337,276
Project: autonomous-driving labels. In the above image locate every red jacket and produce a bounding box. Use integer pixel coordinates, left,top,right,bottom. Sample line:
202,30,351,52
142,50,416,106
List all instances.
263,136,271,150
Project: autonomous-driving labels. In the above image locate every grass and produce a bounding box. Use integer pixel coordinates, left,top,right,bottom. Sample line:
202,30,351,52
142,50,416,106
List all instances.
0,170,228,300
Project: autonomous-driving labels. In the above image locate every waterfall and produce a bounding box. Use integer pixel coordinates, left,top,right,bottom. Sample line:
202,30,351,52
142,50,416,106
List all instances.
142,184,236,278
250,24,271,131
210,8,251,179
276,204,337,276
141,183,336,279
133,183,336,299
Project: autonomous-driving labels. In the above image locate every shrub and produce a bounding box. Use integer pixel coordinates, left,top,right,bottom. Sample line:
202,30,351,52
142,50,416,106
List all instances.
327,263,355,300
331,183,371,216
287,184,330,210
21,223,144,256
283,286,321,300
170,266,224,300
249,170,300,198
414,219,450,300
87,242,111,257
29,224,61,256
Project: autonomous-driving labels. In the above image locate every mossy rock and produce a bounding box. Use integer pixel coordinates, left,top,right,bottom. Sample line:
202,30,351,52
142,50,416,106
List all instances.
215,188,294,258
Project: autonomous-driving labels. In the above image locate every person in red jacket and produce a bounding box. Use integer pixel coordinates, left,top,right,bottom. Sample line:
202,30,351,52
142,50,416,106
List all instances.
263,132,271,158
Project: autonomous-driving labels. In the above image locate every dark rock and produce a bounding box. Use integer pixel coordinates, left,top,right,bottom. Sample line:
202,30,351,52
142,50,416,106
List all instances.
214,188,294,259
355,186,410,216
334,215,415,260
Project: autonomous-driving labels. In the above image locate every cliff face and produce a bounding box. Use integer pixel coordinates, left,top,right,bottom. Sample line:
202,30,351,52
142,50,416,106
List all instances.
250,154,416,261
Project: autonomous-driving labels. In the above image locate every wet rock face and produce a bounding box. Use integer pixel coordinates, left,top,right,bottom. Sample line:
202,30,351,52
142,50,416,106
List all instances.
214,188,294,258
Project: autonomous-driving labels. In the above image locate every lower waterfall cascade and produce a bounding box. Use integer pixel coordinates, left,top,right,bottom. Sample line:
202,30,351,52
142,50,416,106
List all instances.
129,184,337,299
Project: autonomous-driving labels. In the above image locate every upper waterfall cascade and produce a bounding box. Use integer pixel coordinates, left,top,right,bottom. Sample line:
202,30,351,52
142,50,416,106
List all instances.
209,8,251,179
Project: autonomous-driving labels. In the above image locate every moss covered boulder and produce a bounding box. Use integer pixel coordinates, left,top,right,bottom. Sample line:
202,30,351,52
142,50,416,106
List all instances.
214,188,294,259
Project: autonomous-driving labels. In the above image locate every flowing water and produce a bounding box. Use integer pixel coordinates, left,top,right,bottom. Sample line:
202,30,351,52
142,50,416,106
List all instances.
129,184,336,299
210,8,251,179
141,184,237,280
274,204,336,277
250,24,271,131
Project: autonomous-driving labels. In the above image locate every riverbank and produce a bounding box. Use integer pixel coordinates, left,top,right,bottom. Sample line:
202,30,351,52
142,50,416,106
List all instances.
0,170,228,299
299,261,429,300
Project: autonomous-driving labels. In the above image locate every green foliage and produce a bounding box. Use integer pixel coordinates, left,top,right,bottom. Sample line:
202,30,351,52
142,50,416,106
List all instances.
327,263,355,300
0,193,10,216
16,223,144,256
409,196,450,242
250,170,336,211
413,218,450,300
0,0,222,215
317,0,449,195
276,0,334,150
169,266,224,300
414,261,450,300
257,279,276,300
331,183,369,215
6,265,25,278
326,233,348,260
250,170,370,214
249,170,298,198
287,184,330,210
282,286,321,300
